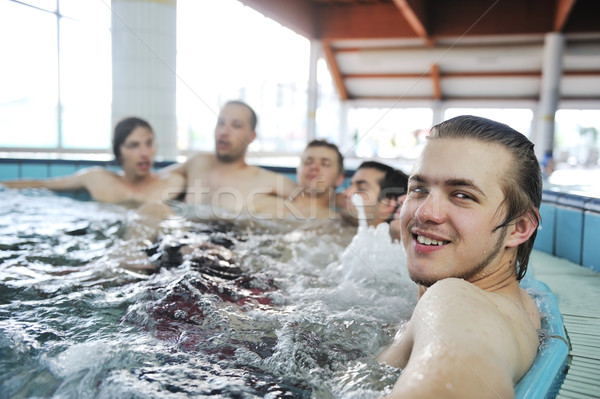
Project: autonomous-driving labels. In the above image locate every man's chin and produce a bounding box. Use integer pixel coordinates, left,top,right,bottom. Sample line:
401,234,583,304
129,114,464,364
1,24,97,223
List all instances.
216,152,238,163
339,210,359,227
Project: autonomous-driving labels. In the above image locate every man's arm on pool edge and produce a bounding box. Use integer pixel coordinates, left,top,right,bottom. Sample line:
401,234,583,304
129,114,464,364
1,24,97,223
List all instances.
381,278,523,399
2,167,101,191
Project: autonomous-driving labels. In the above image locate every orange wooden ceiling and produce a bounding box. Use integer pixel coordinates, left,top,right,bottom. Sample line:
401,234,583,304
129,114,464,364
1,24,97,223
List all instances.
238,0,600,102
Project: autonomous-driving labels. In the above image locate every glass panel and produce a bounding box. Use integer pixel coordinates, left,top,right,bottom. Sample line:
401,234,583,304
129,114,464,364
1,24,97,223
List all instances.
555,109,600,167
59,0,111,26
348,108,434,159
59,16,112,149
176,0,310,153
15,0,56,13
443,108,534,137
0,2,58,148
316,58,341,146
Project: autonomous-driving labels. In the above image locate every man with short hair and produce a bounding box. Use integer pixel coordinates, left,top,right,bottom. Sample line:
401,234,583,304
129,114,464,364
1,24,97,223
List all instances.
251,139,344,219
162,100,297,216
2,117,184,206
341,161,408,229
378,115,542,398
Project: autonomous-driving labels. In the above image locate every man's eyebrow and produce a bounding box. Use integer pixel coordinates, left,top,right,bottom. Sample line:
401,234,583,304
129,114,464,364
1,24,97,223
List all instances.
408,175,487,198
408,174,426,183
445,178,486,198
352,179,369,186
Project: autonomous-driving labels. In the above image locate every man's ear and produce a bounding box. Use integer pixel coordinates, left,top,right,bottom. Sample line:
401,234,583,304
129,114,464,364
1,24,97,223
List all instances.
397,194,407,208
249,130,257,144
381,196,399,215
505,209,540,248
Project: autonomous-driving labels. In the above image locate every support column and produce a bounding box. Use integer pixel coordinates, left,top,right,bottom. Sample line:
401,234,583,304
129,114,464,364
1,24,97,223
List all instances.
306,39,321,142
339,101,350,154
536,32,565,160
111,0,177,161
431,100,444,125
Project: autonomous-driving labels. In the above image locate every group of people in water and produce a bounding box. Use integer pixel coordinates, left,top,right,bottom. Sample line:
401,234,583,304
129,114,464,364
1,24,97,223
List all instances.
4,100,409,237
3,100,545,398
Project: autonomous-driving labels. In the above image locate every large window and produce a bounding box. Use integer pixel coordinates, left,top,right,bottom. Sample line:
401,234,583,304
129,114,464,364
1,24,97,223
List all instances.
0,0,111,151
347,108,433,159
59,0,112,149
555,109,600,167
176,0,311,154
0,1,59,148
444,108,534,137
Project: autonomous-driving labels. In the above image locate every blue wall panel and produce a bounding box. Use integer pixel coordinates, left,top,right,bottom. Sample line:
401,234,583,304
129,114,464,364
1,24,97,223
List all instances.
555,207,584,264
535,202,556,254
0,163,19,180
582,199,600,273
582,212,600,273
21,163,49,179
49,164,77,177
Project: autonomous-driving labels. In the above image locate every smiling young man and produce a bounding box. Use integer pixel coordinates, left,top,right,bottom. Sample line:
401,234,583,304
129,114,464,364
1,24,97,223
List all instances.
377,115,542,398
251,139,344,219
161,100,296,217
2,117,184,206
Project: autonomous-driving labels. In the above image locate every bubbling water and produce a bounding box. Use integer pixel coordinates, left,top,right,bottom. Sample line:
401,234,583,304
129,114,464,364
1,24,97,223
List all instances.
0,188,417,398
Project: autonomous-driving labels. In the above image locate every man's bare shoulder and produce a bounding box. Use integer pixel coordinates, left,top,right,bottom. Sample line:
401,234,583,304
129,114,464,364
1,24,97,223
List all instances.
413,278,539,380
78,166,115,176
388,278,530,398
187,152,214,164
416,278,508,322
254,166,297,194
160,153,214,178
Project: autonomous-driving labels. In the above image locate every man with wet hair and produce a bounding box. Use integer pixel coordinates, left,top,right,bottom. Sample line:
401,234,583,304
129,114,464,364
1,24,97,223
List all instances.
341,161,408,229
378,115,542,398
251,139,345,219
2,117,184,206
161,100,296,217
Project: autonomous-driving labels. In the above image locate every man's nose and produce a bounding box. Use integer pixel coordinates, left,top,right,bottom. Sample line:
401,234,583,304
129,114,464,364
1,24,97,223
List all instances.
344,186,356,199
139,146,152,158
415,193,445,223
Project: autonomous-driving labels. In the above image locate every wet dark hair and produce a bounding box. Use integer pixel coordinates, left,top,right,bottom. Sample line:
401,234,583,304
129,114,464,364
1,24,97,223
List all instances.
306,139,344,175
225,100,258,131
428,115,542,280
112,117,153,165
358,161,409,222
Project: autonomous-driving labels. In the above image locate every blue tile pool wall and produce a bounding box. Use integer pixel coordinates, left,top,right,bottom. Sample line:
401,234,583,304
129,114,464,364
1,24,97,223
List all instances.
532,190,600,272
536,202,557,254
554,193,587,265
583,198,600,273
0,163,19,180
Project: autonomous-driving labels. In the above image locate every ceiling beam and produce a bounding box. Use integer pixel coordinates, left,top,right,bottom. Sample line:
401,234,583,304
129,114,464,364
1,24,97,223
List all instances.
342,71,599,79
352,95,543,101
431,64,441,100
392,0,430,41
343,71,544,79
322,40,348,101
554,0,577,31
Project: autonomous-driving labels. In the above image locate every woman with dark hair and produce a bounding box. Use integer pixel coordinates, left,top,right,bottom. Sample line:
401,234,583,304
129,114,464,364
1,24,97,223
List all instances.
3,117,184,207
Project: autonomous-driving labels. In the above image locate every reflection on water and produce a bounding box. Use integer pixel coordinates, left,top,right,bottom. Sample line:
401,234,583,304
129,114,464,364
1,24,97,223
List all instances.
0,188,417,398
